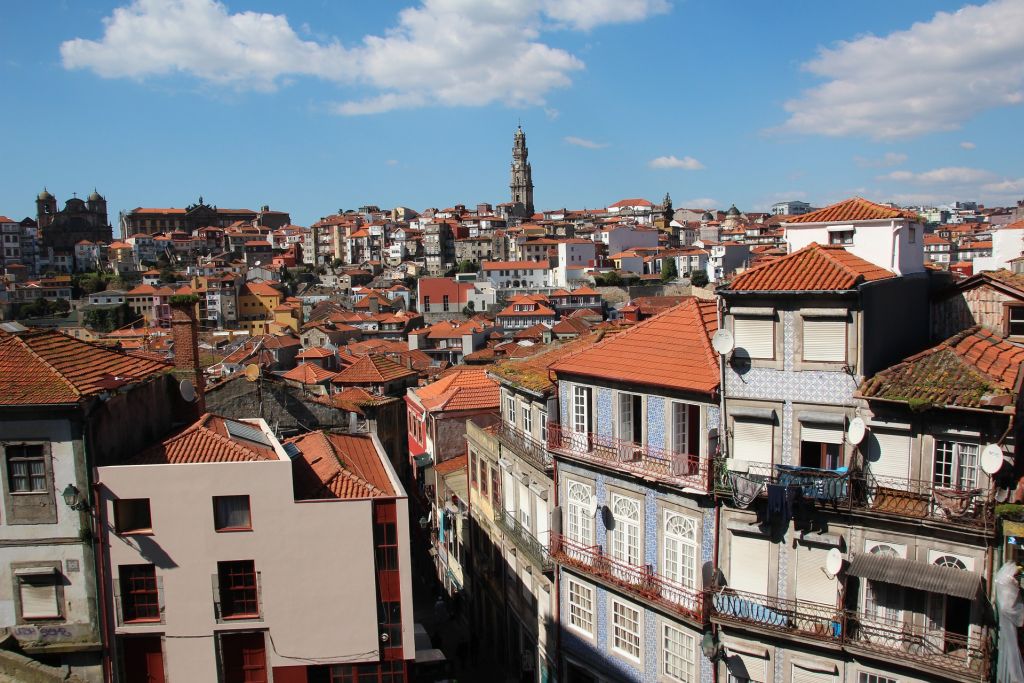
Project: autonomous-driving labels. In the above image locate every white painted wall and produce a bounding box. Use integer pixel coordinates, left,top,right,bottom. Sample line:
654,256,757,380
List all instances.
784,218,925,275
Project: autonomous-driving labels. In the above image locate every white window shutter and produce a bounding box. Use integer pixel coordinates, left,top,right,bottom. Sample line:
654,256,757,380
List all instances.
728,534,769,595
801,423,844,445
792,664,835,683
795,545,837,605
733,420,773,464
20,581,59,619
729,652,767,682
803,318,846,362
734,317,774,359
863,429,911,484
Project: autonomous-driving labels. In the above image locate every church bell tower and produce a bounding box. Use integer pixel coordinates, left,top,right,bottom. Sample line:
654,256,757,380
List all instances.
509,126,535,216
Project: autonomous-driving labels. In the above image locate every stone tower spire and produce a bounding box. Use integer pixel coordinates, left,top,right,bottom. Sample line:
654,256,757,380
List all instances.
509,125,535,216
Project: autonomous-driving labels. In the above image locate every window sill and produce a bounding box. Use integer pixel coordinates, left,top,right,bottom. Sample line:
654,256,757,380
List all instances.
122,617,162,624
215,527,253,533
9,491,49,496
117,530,154,537
21,615,64,622
220,614,261,621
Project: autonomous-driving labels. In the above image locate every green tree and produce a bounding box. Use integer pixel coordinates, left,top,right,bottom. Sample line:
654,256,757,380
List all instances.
159,266,177,284
457,260,479,274
331,258,344,270
660,258,678,283
79,273,106,294
690,270,709,288
597,271,621,286
53,298,71,314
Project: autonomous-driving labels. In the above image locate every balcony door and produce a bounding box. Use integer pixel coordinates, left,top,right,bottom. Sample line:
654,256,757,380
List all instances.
609,494,642,582
121,636,165,683
220,631,267,683
926,555,973,654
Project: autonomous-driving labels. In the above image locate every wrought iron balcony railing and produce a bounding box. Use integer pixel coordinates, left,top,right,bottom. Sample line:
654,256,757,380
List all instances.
547,424,711,493
549,533,705,624
714,459,994,531
709,587,843,642
495,508,552,572
495,422,552,470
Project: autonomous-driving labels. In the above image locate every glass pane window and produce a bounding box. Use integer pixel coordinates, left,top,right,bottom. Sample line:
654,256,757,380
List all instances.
1009,307,1024,337
933,441,979,489
566,480,593,545
120,564,160,622
218,560,259,618
663,623,695,682
611,495,641,570
7,444,46,493
567,578,593,634
213,496,252,531
611,599,642,659
663,512,697,589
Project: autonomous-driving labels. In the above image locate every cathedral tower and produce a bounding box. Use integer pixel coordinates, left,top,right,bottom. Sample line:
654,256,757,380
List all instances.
509,126,534,216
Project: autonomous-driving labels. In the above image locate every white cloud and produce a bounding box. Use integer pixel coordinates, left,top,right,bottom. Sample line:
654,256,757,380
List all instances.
648,155,704,170
779,0,1024,139
879,166,995,184
564,136,608,149
854,152,907,168
385,159,399,166
61,0,669,113
680,198,716,208
981,177,1024,194
542,0,670,31
960,141,977,150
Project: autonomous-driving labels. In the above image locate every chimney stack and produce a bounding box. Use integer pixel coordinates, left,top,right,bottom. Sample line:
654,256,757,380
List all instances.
170,296,206,418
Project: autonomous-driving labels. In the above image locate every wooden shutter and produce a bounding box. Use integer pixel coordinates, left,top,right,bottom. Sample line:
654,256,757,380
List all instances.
801,423,844,445
20,579,59,619
734,317,774,359
796,545,836,605
792,664,834,683
733,420,773,464
728,534,769,595
803,318,846,362
863,429,911,482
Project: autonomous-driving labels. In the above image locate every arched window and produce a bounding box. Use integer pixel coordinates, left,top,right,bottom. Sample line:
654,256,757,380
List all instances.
566,481,593,545
610,495,641,573
865,543,904,622
663,511,698,591
933,555,968,570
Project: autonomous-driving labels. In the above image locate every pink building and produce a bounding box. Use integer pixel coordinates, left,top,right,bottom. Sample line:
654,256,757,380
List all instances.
97,414,414,682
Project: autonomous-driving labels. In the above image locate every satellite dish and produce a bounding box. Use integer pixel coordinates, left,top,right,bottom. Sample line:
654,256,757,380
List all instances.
825,548,843,577
254,261,262,267
179,379,196,403
846,417,866,445
244,363,261,382
587,498,599,518
981,443,1004,474
711,329,735,355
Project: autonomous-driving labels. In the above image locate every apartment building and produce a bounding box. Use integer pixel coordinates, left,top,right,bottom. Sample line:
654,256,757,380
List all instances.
547,298,722,683
96,416,414,682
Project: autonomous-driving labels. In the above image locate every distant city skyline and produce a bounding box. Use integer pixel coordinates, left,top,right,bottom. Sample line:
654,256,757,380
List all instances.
2,0,1023,226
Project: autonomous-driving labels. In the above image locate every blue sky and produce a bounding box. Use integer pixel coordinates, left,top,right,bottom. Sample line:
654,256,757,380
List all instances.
2,0,1023,227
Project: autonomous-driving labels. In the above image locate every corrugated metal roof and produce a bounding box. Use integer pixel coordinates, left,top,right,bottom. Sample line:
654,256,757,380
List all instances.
847,553,982,599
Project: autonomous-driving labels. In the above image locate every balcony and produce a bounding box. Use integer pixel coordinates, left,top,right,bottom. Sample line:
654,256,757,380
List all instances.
495,422,552,471
844,613,990,681
715,459,994,531
547,424,710,493
709,588,843,643
495,509,552,573
549,533,705,625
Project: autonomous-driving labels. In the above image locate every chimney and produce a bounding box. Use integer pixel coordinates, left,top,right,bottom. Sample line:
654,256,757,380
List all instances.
170,296,206,418
369,296,380,314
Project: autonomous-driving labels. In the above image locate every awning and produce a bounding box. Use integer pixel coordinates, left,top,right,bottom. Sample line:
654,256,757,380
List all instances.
731,407,776,422
847,553,983,600
413,454,433,469
798,411,847,426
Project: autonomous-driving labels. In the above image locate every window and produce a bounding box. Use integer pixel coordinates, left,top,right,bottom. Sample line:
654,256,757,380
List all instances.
567,578,594,635
378,600,403,649
671,402,700,456
802,317,847,362
521,403,532,436
442,295,449,312
213,495,252,531
663,512,698,591
611,599,642,660
7,444,46,492
908,227,917,244
491,466,500,510
217,560,259,619
119,564,160,623
933,441,979,489
731,418,773,465
864,544,902,623
423,296,430,310
374,503,399,571
507,396,516,426
858,674,897,683
572,385,592,434
115,499,152,534
617,393,643,444
518,480,531,529
566,480,594,545
481,463,490,499
662,622,695,682
470,452,479,490
540,412,548,444
610,495,641,573
829,230,854,245
733,315,774,359
1008,307,1024,337
16,569,61,620
800,422,844,470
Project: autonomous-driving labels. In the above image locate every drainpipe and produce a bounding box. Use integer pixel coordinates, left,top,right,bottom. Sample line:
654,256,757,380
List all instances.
552,456,562,683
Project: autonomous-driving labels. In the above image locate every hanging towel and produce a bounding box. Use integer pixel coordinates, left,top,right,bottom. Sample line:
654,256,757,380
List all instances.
766,484,795,525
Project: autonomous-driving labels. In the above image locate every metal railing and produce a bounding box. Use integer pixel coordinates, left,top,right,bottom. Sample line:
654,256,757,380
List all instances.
496,508,553,572
547,424,711,493
495,422,552,470
844,612,989,679
714,459,994,531
549,533,705,623
709,587,843,642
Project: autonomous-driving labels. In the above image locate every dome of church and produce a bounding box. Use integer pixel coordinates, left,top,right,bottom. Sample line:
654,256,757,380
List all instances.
38,189,53,201
726,204,741,216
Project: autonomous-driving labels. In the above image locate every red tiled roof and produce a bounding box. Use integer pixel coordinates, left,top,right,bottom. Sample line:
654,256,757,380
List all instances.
332,354,417,384
414,366,499,412
784,197,918,223
859,327,1024,409
287,431,395,499
726,243,894,292
608,198,653,208
296,346,334,359
130,414,280,464
434,454,467,476
490,333,608,394
552,298,720,394
281,362,336,384
0,329,170,405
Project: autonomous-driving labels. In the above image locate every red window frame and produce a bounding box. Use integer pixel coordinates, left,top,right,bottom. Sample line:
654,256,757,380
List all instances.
120,564,160,623
218,560,259,618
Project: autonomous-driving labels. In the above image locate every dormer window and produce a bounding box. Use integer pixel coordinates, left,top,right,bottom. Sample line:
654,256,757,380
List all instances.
828,229,854,245
1007,306,1024,338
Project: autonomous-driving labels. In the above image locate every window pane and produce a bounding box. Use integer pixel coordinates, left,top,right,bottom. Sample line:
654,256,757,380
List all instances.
214,496,251,530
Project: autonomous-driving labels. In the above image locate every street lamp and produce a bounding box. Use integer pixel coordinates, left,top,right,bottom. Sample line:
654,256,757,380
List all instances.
701,631,724,662
62,484,89,512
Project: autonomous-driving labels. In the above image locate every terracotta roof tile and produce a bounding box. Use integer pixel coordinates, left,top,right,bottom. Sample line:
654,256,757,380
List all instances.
490,333,609,394
281,362,336,384
726,243,894,292
859,327,1024,409
434,454,467,476
332,354,417,384
551,298,719,394
0,329,170,405
130,414,280,464
287,431,395,499
414,366,499,412
784,197,918,223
